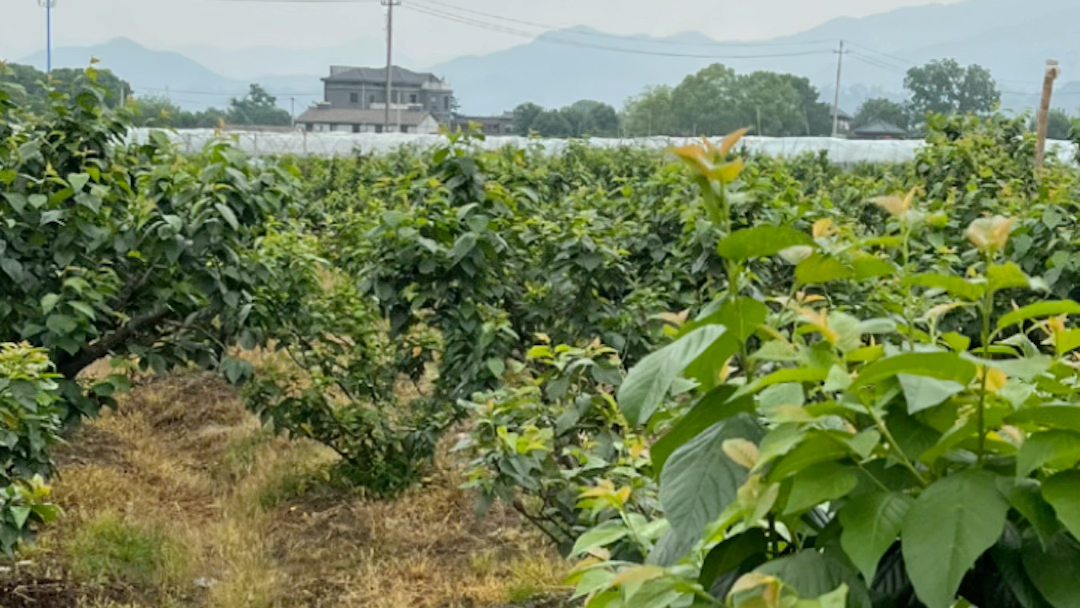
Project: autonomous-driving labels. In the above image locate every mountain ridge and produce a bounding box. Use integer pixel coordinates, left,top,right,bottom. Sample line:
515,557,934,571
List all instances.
15,0,1080,116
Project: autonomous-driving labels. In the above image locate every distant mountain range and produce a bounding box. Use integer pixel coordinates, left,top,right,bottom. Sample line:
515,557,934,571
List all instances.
15,0,1080,116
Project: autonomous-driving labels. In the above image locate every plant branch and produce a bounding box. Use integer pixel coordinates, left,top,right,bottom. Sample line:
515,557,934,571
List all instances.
56,309,172,379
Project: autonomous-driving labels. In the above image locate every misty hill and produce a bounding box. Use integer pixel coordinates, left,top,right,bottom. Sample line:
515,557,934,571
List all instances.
18,0,1080,117
18,38,323,113
431,0,1080,114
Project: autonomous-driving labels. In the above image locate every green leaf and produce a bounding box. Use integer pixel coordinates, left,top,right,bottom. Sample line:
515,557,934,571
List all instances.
1023,533,1080,608
901,470,1010,608
767,432,852,480
839,491,913,583
1042,471,1080,541
795,254,853,285
45,314,79,336
571,520,629,557
40,293,60,314
784,462,859,514
68,301,96,321
618,325,727,426
1017,431,1080,478
651,386,753,474
735,367,830,400
996,478,1060,548
850,352,976,391
699,529,767,587
907,273,985,302
9,506,31,529
898,374,966,414
691,296,767,342
1007,406,1080,433
67,172,90,192
756,551,870,608
215,202,240,231
851,255,896,281
659,415,762,546
717,226,813,261
989,262,1039,294
997,301,1080,333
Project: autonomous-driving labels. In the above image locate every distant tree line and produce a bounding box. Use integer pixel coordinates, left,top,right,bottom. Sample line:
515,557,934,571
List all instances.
1,64,292,128
621,65,835,137
511,100,620,137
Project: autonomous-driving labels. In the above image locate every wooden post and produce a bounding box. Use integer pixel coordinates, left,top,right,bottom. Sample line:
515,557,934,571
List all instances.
1035,59,1061,169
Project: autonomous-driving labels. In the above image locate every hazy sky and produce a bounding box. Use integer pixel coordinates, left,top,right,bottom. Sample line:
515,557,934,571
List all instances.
0,0,962,66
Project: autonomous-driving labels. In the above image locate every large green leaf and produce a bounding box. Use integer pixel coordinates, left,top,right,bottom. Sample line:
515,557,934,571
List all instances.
617,325,727,426
850,352,976,391
756,550,870,608
698,529,767,588
907,273,985,301
767,432,852,481
1017,431,1080,478
997,301,1080,333
901,469,1010,608
651,386,754,474
571,520,629,557
898,374,966,414
996,478,1061,548
716,226,813,261
784,462,859,514
795,253,853,285
1023,533,1080,608
839,491,913,583
659,415,763,546
1042,471,1080,541
1006,406,1080,434
989,262,1039,294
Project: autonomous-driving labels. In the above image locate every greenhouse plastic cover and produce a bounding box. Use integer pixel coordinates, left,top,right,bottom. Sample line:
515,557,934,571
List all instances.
126,129,1078,164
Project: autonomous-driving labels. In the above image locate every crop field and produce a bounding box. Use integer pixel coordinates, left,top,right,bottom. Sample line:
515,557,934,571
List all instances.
3,73,1080,608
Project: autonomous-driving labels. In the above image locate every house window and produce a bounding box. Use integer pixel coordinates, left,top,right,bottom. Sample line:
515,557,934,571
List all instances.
375,124,383,134
410,94,417,104
305,123,313,132
443,96,450,110
370,95,376,104
350,92,359,103
352,124,360,133
400,125,409,133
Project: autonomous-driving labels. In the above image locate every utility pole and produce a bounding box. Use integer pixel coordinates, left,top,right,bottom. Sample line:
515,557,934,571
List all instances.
382,0,400,133
39,0,55,74
1035,59,1061,170
831,40,845,138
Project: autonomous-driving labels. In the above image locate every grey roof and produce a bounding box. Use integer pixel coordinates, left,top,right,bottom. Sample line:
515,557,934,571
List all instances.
296,107,435,126
324,65,443,86
831,107,853,120
853,119,907,135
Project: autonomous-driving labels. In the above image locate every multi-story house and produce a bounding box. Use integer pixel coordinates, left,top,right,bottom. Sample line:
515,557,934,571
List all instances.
326,66,454,122
297,65,454,134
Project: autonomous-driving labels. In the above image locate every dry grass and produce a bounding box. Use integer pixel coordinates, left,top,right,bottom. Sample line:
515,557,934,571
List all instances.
0,371,567,608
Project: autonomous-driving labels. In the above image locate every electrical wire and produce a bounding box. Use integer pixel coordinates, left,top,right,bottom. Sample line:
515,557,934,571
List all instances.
410,0,835,48
402,3,834,60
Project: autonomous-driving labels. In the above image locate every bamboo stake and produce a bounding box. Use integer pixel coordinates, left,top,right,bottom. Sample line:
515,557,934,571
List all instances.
1035,59,1061,170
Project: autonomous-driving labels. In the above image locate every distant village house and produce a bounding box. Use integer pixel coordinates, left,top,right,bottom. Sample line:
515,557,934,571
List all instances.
297,65,515,136
296,65,452,134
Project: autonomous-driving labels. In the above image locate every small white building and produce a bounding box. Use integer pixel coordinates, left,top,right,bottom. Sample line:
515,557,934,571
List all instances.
295,104,440,134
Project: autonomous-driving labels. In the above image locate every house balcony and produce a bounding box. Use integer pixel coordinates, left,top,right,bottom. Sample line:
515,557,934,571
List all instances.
421,81,453,92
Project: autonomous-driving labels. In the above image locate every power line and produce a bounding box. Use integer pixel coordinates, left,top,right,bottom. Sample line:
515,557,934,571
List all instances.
402,3,834,60
847,51,907,75
411,0,834,49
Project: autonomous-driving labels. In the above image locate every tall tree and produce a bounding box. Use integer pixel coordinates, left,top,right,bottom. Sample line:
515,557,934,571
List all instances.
622,86,675,137
227,84,291,126
529,109,574,137
854,97,911,130
511,102,544,136
904,59,1000,120
561,100,620,137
